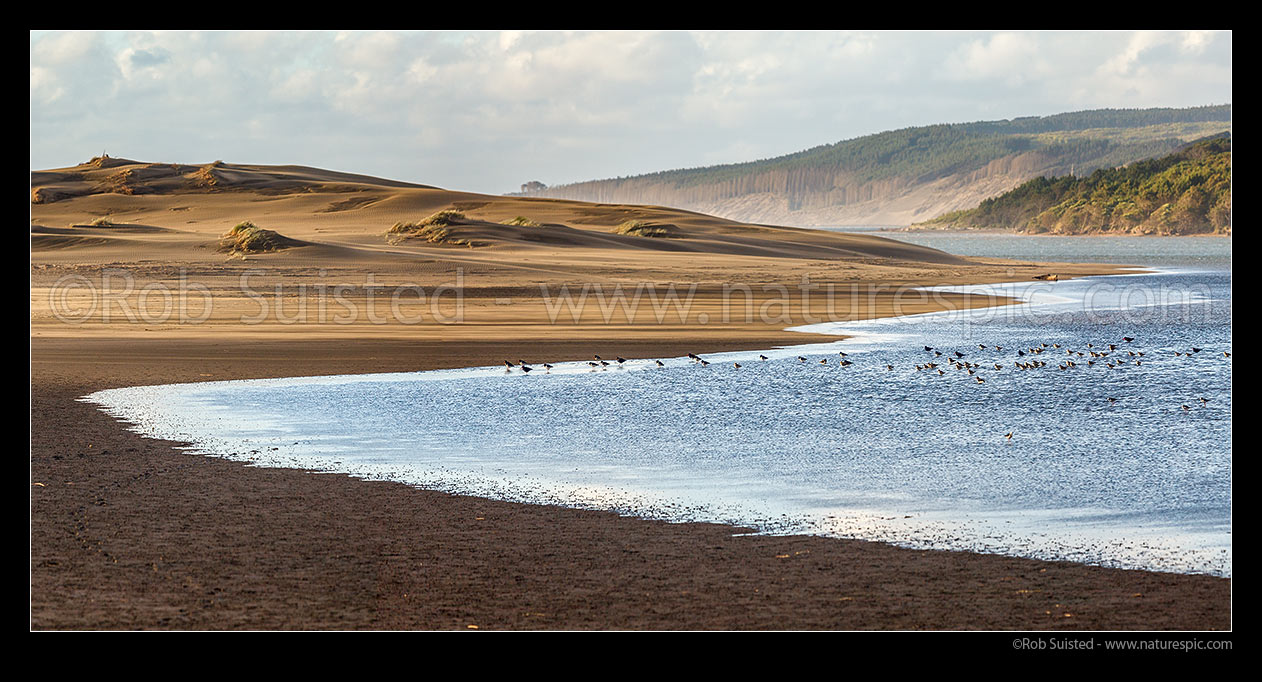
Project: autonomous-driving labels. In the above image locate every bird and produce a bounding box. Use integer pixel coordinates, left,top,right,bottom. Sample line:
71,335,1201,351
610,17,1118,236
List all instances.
1107,397,1118,405
543,363,554,371
886,364,894,371
600,360,610,366
838,351,848,357
798,356,807,362
955,351,965,358
1224,352,1231,358
504,360,515,368
733,362,742,369
759,355,769,361
587,361,599,367
1191,348,1202,353
1004,432,1013,441
839,360,853,367
699,360,710,366
594,354,603,361
819,359,828,364
520,365,533,373
655,360,664,367
616,356,627,364
924,346,933,352
1122,337,1134,343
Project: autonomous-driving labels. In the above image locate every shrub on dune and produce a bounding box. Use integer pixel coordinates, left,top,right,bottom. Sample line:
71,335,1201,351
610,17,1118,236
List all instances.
615,220,676,238
219,220,298,254
387,210,483,247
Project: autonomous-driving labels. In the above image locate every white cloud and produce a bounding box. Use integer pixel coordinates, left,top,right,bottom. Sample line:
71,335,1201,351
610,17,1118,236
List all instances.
942,32,1048,86
30,30,1232,193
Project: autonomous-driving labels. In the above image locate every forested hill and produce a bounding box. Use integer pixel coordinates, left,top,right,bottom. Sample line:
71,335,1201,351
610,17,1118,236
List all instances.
911,135,1231,235
517,105,1231,227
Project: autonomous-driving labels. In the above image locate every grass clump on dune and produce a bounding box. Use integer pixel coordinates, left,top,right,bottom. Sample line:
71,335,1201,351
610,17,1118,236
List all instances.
388,210,464,232
89,216,116,227
615,220,676,238
219,220,298,254
387,210,483,247
502,216,542,227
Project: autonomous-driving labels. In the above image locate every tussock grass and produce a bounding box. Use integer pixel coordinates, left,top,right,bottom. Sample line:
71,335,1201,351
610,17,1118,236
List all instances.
388,210,465,235
502,216,542,227
387,210,482,247
615,220,676,238
219,221,297,254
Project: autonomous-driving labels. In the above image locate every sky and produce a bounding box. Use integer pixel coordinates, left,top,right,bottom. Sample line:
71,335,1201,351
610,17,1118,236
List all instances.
30,30,1232,194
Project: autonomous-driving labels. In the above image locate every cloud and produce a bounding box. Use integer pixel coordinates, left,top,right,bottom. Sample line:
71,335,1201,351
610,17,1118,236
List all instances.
942,32,1048,86
30,30,1232,193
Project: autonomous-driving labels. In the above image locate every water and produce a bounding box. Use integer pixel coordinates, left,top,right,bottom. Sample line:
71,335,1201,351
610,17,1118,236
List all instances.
84,239,1232,577
820,228,1232,268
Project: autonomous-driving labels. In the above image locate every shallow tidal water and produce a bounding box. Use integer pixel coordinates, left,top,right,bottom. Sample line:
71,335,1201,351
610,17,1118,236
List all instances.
86,237,1232,577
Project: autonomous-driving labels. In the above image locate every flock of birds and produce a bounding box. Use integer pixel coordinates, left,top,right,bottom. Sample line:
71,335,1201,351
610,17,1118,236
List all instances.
501,336,1228,439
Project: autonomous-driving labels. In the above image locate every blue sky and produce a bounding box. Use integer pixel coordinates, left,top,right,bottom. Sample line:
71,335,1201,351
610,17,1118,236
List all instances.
30,30,1232,194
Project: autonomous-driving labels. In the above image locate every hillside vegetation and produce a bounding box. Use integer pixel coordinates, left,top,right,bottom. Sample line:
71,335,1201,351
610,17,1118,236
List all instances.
520,106,1231,226
913,135,1231,235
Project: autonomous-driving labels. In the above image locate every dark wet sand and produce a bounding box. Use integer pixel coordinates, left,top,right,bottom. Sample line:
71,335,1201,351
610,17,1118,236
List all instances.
31,337,1231,630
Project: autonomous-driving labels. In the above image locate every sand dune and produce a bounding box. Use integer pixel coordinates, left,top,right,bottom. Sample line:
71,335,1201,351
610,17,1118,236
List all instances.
31,156,966,266
31,155,1127,347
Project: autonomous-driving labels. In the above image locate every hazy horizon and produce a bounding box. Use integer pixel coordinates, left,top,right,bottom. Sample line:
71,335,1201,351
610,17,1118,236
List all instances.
31,30,1232,194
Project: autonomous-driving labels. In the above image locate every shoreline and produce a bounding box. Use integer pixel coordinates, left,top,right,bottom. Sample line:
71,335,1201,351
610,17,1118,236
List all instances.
83,269,1227,581
891,228,1233,237
33,270,1232,629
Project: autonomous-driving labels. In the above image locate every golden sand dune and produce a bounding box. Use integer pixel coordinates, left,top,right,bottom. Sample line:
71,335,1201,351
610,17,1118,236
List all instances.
31,155,965,266
31,155,1125,349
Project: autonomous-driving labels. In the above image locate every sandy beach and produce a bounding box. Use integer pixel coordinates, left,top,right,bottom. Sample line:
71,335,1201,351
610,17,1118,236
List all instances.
30,159,1230,630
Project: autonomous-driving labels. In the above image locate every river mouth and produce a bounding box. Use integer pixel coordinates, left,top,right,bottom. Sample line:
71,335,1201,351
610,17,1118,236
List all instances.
84,268,1232,578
